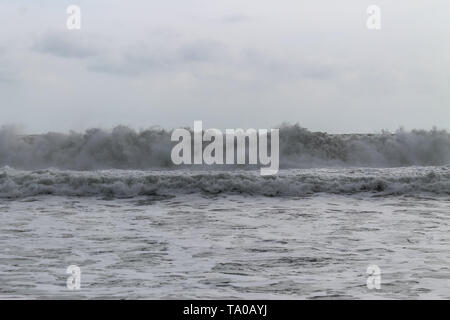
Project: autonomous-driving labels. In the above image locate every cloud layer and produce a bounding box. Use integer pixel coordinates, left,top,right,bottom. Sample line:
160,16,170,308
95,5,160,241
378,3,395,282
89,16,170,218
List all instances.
0,0,449,134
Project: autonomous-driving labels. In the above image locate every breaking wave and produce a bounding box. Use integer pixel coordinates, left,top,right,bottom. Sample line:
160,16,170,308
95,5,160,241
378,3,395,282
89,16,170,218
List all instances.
0,125,450,170
1,124,450,170
1,166,449,198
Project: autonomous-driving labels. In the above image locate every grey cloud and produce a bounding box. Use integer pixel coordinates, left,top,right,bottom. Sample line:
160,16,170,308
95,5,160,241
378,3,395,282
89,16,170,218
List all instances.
86,36,339,83
0,0,448,134
33,30,342,84
88,39,229,76
0,56,16,83
0,72,13,83
220,14,250,24
240,49,340,81
87,39,342,85
298,64,339,80
177,40,227,62
32,32,102,59
88,47,173,76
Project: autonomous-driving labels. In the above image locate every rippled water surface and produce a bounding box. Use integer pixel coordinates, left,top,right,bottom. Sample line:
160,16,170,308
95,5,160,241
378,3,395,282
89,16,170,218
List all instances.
1,192,449,299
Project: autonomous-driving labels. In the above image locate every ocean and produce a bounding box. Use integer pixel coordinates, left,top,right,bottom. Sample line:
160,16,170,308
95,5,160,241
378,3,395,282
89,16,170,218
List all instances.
0,126,449,299
0,166,449,299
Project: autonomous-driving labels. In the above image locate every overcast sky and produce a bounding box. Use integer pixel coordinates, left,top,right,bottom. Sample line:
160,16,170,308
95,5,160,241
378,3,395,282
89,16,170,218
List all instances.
0,0,449,133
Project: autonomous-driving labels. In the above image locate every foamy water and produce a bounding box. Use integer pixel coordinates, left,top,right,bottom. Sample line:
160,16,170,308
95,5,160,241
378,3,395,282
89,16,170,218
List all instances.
0,167,449,299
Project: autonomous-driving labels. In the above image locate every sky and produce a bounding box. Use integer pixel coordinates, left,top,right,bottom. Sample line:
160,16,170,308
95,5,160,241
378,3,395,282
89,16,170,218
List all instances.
0,0,449,134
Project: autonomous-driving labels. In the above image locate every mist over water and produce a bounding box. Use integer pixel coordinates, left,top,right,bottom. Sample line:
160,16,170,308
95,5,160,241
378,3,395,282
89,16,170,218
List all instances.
1,124,449,170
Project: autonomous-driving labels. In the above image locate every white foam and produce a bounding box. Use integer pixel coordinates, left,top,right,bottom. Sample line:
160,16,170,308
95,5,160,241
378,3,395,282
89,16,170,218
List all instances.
0,166,449,198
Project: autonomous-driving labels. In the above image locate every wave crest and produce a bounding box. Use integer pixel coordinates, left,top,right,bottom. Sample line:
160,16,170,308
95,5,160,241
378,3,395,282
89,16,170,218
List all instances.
1,124,450,169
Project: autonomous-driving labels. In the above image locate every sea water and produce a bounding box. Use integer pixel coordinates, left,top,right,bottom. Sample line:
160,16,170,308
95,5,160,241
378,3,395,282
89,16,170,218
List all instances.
0,167,449,299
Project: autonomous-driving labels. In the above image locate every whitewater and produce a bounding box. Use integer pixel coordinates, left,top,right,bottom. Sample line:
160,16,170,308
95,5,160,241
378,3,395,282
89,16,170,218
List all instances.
0,126,449,299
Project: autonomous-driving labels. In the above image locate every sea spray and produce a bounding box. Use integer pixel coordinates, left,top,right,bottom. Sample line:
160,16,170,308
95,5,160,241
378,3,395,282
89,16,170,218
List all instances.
1,124,450,170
